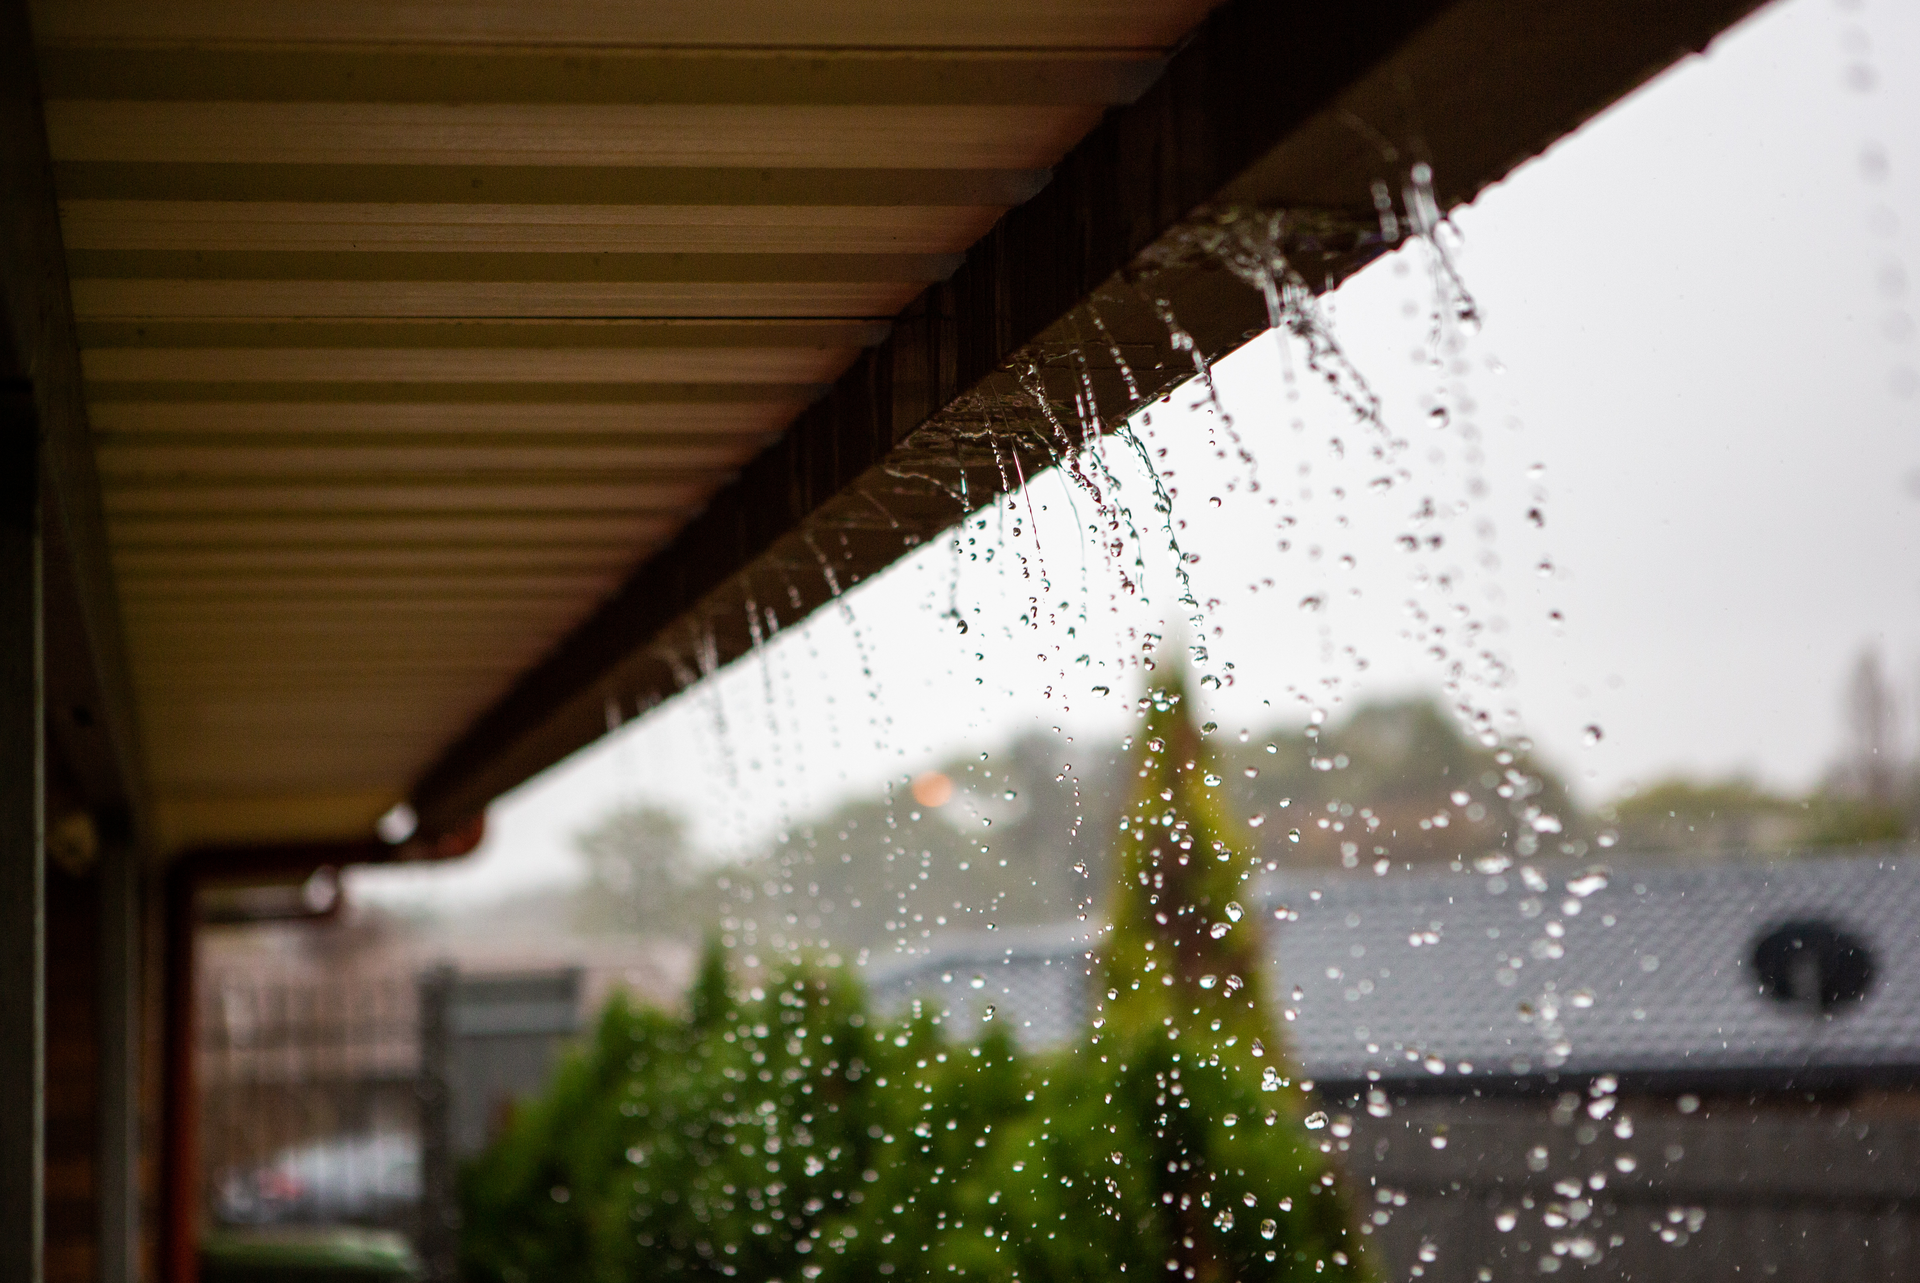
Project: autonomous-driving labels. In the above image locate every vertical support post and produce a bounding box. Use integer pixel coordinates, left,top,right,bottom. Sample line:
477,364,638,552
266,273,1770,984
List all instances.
416,965,456,1283
98,842,140,1282
1,388,45,1283
161,865,197,1283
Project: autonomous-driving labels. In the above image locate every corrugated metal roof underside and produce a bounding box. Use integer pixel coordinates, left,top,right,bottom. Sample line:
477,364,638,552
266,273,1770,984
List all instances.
29,0,1217,850
1267,849,1920,1083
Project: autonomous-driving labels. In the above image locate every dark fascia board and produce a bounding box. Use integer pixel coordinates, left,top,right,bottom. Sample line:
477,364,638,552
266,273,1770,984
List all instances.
1,0,149,847
411,0,1769,834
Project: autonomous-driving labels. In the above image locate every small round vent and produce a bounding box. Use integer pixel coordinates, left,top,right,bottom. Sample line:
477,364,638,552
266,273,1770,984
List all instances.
1752,919,1873,1012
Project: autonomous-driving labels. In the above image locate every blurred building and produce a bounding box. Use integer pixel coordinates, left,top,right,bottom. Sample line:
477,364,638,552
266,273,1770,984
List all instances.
873,846,1920,1281
193,904,689,1278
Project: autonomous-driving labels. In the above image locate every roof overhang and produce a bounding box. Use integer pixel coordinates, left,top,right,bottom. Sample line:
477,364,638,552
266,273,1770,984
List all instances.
8,0,1773,861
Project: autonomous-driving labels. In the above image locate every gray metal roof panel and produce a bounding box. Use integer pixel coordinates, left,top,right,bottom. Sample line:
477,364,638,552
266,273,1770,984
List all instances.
1264,847,1920,1083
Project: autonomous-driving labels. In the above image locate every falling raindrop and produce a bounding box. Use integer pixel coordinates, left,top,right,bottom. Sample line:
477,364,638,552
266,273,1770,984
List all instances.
1566,867,1610,897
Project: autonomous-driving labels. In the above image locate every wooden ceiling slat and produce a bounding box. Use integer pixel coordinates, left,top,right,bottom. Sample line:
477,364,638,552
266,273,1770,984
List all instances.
70,279,928,319
122,596,581,617
88,381,821,405
106,515,676,546
135,660,523,676
128,628,576,647
97,443,765,475
76,318,891,348
38,47,1164,107
144,706,510,724
82,345,862,384
54,163,1053,207
91,403,802,440
98,431,779,452
47,103,1103,170
121,579,615,601
115,546,638,573
84,343,856,384
101,461,728,485
69,249,962,284
101,480,711,513
29,0,1217,49
61,203,1005,256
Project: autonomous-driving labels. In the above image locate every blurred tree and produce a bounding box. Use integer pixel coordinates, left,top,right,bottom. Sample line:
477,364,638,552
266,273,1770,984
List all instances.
1606,779,1808,854
1219,697,1594,870
1841,646,1900,804
1097,666,1365,1283
573,805,709,938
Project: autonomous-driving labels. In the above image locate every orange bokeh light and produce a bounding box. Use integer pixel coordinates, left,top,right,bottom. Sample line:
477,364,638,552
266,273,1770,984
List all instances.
910,771,953,807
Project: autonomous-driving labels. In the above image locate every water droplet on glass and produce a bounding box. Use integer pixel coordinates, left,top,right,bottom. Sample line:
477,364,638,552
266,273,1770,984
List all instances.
981,1005,996,1021
1210,922,1231,939
1304,1112,1329,1130
1198,974,1218,989
1495,1210,1518,1233
970,974,986,990
1260,1219,1278,1240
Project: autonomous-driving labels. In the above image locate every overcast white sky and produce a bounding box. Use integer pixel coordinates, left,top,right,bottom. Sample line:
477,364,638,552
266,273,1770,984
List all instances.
354,0,1919,912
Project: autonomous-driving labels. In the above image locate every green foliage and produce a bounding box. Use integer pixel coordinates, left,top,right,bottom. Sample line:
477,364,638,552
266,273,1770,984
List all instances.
461,952,1362,1283
463,669,1365,1283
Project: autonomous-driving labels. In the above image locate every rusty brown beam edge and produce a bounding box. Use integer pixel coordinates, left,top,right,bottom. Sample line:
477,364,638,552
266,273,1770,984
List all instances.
408,0,1771,835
